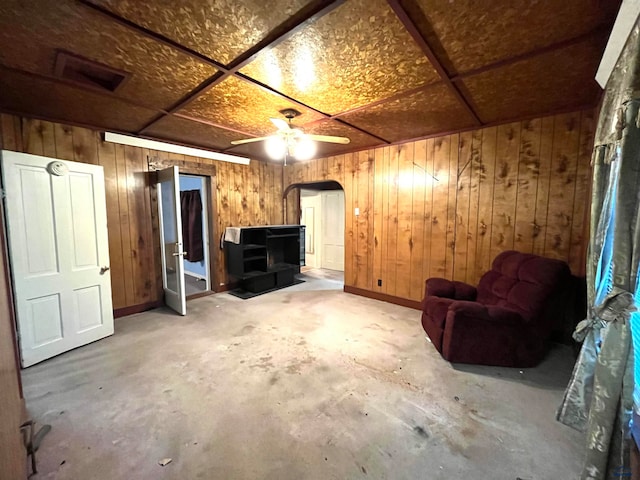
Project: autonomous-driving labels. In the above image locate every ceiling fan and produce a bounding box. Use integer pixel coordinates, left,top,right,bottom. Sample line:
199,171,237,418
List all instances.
230,109,350,164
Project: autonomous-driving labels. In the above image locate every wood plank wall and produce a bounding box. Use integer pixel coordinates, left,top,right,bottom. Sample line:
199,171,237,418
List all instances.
0,110,594,310
0,114,284,311
0,115,27,480
285,109,595,302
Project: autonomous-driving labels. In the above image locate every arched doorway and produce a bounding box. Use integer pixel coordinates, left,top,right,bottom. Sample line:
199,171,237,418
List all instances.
284,181,345,288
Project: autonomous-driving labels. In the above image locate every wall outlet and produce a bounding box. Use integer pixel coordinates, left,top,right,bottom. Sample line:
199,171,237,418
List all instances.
377,279,382,287
354,207,360,216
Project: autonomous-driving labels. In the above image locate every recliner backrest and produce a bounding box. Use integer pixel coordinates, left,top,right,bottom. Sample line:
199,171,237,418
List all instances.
476,251,570,323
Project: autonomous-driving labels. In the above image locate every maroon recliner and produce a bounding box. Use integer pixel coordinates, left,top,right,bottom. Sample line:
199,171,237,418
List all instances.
421,250,571,367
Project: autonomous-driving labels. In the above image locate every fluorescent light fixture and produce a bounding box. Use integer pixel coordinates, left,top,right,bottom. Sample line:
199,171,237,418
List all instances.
595,0,640,88
104,132,251,165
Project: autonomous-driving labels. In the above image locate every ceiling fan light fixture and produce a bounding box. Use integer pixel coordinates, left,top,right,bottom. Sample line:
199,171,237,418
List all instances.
231,109,347,163
265,135,287,160
292,135,316,160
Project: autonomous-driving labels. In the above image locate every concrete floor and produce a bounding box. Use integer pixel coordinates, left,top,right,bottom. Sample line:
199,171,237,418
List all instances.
22,269,583,479
185,273,207,296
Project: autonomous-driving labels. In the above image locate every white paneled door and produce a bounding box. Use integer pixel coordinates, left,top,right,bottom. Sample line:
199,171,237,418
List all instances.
1,151,114,367
322,190,345,271
300,191,321,268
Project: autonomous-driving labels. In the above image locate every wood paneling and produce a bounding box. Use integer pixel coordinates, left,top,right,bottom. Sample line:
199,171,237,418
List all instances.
1,114,284,310
1,109,594,312
285,109,594,301
0,117,27,480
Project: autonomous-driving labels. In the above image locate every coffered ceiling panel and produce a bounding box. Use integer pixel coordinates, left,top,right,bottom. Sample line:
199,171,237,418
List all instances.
405,0,619,75
459,38,604,124
0,68,158,132
0,0,217,111
179,76,325,137
304,120,383,156
85,0,314,65
339,84,477,142
239,0,439,115
0,0,618,160
144,115,246,151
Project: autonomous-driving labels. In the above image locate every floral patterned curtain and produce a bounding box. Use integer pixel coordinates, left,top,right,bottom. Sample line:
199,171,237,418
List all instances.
556,21,640,480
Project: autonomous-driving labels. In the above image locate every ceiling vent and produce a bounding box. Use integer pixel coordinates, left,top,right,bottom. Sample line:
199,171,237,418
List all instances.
54,51,130,93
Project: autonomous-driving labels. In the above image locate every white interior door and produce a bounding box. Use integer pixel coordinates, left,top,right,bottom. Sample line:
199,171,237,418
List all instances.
300,190,321,268
157,166,186,315
321,190,345,271
1,150,114,367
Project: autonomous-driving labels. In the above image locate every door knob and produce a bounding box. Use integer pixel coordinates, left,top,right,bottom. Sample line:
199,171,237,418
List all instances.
100,266,110,274
172,252,187,257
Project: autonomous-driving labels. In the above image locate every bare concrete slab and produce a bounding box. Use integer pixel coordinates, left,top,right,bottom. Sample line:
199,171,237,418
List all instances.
22,270,583,480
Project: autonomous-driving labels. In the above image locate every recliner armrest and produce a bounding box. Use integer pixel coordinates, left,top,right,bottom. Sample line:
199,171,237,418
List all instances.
453,281,477,301
441,302,527,366
425,278,477,300
447,302,523,326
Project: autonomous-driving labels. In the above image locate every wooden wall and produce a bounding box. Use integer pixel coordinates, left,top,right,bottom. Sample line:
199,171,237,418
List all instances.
0,122,26,479
0,114,284,311
0,109,594,310
285,109,595,302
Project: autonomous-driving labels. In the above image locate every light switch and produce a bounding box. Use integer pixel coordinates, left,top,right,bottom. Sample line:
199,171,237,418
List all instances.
355,207,360,216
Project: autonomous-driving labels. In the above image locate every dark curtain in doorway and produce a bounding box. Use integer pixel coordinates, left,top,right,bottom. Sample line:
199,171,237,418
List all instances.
180,189,203,262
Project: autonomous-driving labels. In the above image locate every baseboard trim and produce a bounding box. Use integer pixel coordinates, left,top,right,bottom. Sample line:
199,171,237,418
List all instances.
114,300,163,318
343,285,421,310
216,282,239,293
187,291,215,300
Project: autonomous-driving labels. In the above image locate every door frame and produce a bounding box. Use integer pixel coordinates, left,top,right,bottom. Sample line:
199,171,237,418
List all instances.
148,156,219,297
179,173,211,294
283,180,345,272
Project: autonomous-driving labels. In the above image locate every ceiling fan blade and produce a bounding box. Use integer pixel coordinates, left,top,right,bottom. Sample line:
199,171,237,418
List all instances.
306,134,351,145
270,118,290,131
230,135,273,146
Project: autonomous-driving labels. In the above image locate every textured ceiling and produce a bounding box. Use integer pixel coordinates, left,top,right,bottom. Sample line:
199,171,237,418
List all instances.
0,0,619,161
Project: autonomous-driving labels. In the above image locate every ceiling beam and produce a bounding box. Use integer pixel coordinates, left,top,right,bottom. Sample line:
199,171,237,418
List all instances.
386,0,483,126
224,0,347,72
135,71,228,133
450,26,610,82
78,0,450,146
333,118,391,144
329,82,440,120
173,113,258,137
224,74,393,146
134,0,346,134
77,0,229,73
0,63,168,115
77,0,606,142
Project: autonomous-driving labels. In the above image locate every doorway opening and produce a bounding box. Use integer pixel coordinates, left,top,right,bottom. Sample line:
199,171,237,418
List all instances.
179,174,210,297
297,182,345,289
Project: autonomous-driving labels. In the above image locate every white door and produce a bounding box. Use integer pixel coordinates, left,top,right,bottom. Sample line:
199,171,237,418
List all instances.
321,190,345,271
1,150,114,367
300,191,321,268
157,166,186,315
